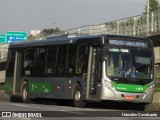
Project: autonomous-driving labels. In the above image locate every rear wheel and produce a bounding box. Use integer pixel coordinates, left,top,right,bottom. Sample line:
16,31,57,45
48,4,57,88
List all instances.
73,84,86,107
10,95,22,103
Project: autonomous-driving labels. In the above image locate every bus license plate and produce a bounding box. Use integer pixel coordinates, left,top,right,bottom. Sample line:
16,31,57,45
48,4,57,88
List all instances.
124,96,135,100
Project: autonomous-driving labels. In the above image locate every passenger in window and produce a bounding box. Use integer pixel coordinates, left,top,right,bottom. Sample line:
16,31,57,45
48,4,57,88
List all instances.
69,68,73,74
23,57,32,68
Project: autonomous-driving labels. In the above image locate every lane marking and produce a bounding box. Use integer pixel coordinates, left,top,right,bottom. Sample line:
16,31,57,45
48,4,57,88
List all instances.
64,111,86,115
18,118,30,120
12,104,30,108
69,111,86,115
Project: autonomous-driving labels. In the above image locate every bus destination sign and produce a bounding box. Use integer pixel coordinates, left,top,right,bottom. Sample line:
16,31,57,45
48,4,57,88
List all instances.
109,40,148,48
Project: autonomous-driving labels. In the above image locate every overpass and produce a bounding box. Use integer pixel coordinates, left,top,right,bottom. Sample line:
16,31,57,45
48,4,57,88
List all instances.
63,10,160,46
0,44,8,83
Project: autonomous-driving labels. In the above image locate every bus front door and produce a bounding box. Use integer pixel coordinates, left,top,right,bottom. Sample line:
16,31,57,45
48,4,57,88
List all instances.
13,51,22,95
86,47,101,99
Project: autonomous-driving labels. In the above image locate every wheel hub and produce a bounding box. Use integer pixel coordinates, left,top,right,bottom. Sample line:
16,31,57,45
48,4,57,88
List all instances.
23,88,27,100
74,91,81,101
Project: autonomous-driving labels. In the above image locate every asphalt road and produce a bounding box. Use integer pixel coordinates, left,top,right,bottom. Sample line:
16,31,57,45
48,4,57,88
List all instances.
0,101,159,120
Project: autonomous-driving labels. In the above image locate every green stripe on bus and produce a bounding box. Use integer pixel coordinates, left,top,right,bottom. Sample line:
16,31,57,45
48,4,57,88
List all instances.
111,81,150,93
5,82,13,92
29,82,52,93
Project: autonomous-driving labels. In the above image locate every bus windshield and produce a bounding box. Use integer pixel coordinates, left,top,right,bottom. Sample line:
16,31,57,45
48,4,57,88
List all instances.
106,47,153,79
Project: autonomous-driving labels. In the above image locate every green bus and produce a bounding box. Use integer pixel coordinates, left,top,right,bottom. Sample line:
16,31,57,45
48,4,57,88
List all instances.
5,34,155,107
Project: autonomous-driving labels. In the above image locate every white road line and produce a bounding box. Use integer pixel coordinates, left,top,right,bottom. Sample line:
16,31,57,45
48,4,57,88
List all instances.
59,109,66,111
64,111,86,115
18,118,30,120
61,106,73,109
12,104,30,108
60,106,95,111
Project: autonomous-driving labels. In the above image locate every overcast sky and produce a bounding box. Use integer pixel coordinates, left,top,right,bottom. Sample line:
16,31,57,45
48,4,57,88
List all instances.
0,0,151,34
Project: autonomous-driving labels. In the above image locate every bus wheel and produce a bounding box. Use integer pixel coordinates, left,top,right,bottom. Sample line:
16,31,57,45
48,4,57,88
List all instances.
73,84,86,107
10,95,22,103
22,83,29,103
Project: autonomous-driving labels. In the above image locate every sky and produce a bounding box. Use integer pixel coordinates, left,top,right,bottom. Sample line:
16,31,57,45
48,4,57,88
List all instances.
0,0,151,34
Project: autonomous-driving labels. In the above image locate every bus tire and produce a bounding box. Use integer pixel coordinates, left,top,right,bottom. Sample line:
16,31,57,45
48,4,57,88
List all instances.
10,95,16,102
10,95,22,103
22,83,29,103
73,84,86,107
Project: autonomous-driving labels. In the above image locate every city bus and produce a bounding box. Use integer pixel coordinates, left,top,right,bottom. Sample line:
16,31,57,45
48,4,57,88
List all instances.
5,34,155,107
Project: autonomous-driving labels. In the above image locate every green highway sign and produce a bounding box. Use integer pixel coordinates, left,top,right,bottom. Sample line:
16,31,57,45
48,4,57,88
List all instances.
0,34,5,43
6,31,27,43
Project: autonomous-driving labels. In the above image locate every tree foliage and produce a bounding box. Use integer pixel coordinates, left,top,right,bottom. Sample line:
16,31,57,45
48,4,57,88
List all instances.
28,27,62,40
145,0,160,13
41,27,61,35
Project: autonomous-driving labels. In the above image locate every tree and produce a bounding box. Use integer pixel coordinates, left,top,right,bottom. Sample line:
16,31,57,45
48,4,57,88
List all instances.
41,27,61,36
28,34,34,41
28,27,63,40
144,0,160,13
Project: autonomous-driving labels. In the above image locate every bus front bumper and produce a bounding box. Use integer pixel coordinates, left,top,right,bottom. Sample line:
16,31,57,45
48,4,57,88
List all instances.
100,87,154,103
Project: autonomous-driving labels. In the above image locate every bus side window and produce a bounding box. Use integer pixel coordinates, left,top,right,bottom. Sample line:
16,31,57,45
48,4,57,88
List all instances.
46,46,57,75
56,45,67,75
76,45,89,75
24,48,34,69
6,49,15,77
34,48,46,76
35,48,46,68
66,45,77,75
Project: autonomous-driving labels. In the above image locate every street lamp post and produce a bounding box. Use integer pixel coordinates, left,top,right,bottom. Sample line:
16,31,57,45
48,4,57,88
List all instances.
53,22,55,34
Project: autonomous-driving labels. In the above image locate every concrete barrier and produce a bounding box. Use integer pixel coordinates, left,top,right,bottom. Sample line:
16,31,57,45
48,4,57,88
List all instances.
0,90,10,102
0,70,5,83
145,92,160,111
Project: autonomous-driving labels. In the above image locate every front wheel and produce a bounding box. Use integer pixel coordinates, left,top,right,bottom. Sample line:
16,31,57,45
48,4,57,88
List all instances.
73,84,86,107
22,83,30,103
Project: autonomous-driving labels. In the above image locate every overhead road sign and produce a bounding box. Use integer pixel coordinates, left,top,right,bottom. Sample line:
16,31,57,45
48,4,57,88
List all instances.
6,31,27,43
0,34,5,43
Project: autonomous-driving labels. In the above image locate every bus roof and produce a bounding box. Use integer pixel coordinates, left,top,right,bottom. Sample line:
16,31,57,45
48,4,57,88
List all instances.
8,34,152,48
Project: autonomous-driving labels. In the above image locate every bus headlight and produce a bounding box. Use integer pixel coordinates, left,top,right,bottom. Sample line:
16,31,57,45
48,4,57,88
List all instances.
104,80,115,91
145,84,155,93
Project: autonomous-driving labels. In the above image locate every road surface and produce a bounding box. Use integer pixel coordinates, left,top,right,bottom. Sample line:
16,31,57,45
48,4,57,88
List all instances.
0,101,159,120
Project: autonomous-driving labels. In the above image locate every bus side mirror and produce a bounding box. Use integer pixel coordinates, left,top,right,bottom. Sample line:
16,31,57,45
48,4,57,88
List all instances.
100,49,107,61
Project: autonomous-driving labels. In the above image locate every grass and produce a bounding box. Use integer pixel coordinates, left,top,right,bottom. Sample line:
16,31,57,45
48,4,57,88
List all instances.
155,83,160,92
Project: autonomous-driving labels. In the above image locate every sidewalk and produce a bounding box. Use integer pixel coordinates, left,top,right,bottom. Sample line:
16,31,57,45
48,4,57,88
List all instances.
145,92,160,111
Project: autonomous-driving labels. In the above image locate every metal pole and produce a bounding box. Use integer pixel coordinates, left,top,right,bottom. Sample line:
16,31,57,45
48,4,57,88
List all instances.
53,22,55,34
133,17,136,36
116,21,119,35
78,28,81,34
151,12,154,32
146,0,150,34
90,26,92,35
